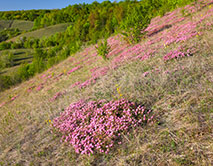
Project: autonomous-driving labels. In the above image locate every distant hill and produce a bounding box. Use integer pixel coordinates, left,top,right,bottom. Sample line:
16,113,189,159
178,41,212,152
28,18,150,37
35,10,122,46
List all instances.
8,23,70,41
10,20,34,31
0,20,34,32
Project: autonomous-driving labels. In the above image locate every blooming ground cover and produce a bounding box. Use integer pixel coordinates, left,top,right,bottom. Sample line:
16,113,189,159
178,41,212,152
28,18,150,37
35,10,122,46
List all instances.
53,99,154,154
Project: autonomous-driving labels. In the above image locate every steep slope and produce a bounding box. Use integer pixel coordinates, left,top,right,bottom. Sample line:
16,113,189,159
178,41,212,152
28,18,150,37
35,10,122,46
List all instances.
0,1,212,165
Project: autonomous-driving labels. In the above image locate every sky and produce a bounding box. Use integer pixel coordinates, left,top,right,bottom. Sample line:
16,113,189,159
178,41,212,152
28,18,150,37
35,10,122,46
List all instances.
0,0,115,11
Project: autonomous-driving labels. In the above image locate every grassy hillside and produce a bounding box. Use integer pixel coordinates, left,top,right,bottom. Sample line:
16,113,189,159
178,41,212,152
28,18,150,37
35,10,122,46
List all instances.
0,23,69,79
10,20,34,31
0,1,212,165
0,20,33,32
0,20,13,32
8,23,70,42
0,23,70,78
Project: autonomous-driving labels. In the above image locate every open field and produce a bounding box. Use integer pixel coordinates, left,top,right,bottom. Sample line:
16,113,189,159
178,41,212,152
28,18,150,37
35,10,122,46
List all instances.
0,20,33,32
0,1,212,165
10,20,34,31
8,23,70,42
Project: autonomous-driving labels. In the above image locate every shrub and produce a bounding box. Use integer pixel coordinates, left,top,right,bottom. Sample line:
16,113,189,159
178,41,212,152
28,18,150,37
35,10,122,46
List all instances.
17,64,31,81
96,39,110,60
7,52,15,67
120,4,151,44
0,28,21,42
0,42,11,51
53,99,154,154
0,52,15,68
0,75,13,91
47,57,57,68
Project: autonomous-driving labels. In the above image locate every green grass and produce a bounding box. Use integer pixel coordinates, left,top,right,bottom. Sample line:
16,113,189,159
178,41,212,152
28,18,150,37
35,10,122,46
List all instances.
10,20,34,31
8,23,70,42
0,20,34,32
0,20,13,32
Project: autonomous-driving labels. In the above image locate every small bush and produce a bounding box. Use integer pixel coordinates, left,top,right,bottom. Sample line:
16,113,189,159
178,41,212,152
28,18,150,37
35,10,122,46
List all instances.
96,39,110,60
0,52,15,68
0,28,21,42
17,63,35,81
53,99,154,154
0,75,13,91
120,4,150,44
0,41,12,51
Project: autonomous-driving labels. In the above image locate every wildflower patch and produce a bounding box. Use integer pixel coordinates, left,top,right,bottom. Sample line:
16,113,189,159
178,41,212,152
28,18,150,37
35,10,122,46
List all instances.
163,46,196,61
53,99,154,154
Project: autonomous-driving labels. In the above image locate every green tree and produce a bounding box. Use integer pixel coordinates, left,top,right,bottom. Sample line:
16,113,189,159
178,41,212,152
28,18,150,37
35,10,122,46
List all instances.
0,52,15,68
120,3,151,44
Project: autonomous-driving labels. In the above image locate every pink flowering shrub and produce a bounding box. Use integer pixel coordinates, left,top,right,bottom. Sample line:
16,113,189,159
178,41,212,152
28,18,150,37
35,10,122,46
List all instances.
53,99,154,154
67,66,82,75
27,85,36,92
50,91,66,102
79,78,96,89
70,81,81,88
10,95,19,101
91,67,109,80
143,71,149,77
163,46,196,61
36,84,44,91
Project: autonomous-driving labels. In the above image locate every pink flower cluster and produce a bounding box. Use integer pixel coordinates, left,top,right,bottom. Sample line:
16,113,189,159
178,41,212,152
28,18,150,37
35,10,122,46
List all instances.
70,81,81,88
10,95,19,101
200,22,213,31
50,91,66,102
40,74,47,79
143,71,149,77
36,84,44,91
27,85,36,93
67,66,82,75
53,99,154,154
0,102,6,108
163,46,196,61
91,67,109,80
79,78,96,89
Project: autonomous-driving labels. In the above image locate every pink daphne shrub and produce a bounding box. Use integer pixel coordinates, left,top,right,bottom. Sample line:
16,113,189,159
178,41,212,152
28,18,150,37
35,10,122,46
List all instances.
50,91,66,102
163,46,195,61
53,99,154,154
67,66,82,75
